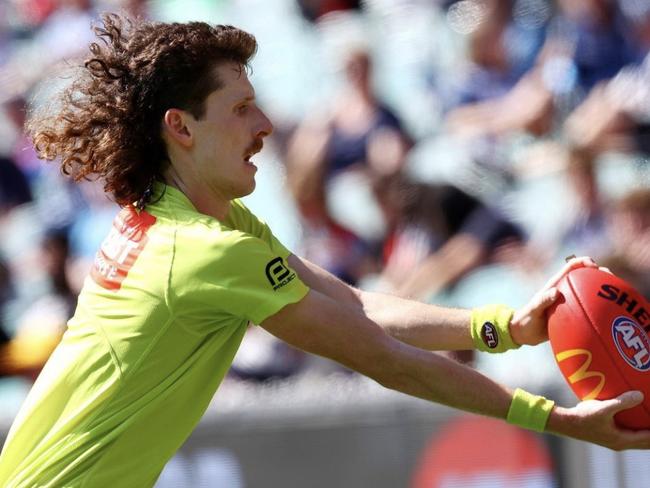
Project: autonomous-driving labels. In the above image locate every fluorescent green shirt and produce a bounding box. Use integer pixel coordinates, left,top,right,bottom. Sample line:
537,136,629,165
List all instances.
0,184,309,487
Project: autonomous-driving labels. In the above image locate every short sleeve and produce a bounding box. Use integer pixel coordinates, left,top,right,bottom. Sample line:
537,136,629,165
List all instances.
172,229,309,325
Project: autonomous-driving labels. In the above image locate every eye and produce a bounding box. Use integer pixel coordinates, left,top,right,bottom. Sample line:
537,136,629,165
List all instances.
235,103,249,115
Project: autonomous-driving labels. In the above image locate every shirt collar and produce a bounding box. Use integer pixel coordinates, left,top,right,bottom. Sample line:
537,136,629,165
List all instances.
151,181,197,211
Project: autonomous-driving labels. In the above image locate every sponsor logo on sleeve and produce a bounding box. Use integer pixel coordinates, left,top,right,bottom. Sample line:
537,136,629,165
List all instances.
90,207,156,291
265,257,296,291
611,316,650,372
481,322,499,349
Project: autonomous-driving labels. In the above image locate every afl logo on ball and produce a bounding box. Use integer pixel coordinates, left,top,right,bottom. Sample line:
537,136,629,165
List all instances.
611,316,650,372
481,322,499,349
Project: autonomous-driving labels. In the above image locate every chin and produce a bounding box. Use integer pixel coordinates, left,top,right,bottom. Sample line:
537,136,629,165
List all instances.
235,180,256,199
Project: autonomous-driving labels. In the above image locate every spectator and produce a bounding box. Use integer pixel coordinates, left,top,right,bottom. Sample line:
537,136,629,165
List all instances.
601,187,650,297
564,48,650,157
445,0,645,139
285,48,410,283
443,0,547,110
372,174,524,301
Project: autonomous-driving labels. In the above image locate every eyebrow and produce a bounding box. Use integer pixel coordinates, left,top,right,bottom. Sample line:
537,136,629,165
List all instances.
233,94,256,105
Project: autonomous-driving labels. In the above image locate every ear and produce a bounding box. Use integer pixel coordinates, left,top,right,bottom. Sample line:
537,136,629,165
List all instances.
162,109,193,148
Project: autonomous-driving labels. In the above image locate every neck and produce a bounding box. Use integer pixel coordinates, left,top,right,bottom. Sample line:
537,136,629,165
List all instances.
163,166,231,221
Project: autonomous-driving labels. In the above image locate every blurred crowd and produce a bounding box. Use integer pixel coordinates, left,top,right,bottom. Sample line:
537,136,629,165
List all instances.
2,0,650,401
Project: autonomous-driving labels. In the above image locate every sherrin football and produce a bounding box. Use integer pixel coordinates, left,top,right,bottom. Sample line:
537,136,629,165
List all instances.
547,267,650,429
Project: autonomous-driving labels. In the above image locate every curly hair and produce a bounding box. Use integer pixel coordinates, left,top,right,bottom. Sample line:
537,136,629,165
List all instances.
27,13,257,207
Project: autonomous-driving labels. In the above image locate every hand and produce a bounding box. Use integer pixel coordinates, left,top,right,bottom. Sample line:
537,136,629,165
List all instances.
548,391,650,450
509,256,598,346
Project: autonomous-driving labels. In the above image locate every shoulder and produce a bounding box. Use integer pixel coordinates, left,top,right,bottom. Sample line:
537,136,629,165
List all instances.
227,199,264,229
170,224,272,293
228,199,253,222
169,223,307,321
227,200,280,243
175,221,261,261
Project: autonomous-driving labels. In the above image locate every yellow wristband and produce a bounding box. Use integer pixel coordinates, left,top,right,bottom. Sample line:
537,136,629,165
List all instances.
470,304,518,353
507,388,555,432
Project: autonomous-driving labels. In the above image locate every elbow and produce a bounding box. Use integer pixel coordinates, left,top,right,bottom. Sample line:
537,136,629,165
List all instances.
371,364,421,399
352,340,412,393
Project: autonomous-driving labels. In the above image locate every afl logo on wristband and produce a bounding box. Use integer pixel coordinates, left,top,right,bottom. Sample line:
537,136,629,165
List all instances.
481,322,499,349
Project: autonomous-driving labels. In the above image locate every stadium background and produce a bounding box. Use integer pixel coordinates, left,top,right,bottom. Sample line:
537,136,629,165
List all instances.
2,0,650,486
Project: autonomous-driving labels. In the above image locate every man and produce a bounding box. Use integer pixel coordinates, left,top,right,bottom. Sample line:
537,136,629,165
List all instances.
0,14,648,487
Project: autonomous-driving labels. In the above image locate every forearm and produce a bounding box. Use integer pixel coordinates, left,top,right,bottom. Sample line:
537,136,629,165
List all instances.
379,340,513,418
545,405,578,438
288,254,476,350
360,290,474,350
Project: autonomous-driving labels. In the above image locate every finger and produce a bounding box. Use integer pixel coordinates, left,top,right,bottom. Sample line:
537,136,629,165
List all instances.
616,428,650,449
535,287,559,312
544,256,597,289
605,391,644,414
574,256,597,266
564,255,596,265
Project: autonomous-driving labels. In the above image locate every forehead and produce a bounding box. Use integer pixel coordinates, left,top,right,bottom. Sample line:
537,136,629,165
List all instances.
207,62,255,103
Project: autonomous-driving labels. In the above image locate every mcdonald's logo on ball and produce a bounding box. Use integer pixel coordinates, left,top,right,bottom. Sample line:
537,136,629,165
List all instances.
555,349,605,401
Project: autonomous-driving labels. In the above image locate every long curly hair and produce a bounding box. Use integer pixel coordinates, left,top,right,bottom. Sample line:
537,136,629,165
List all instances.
27,13,257,207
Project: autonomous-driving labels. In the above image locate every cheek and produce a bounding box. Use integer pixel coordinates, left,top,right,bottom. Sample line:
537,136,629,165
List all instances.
214,123,242,152
204,135,229,159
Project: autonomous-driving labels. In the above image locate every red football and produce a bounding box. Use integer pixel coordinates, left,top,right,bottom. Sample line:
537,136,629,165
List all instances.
548,267,650,429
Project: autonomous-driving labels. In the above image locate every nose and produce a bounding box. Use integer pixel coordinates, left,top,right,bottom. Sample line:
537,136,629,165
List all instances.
255,107,274,138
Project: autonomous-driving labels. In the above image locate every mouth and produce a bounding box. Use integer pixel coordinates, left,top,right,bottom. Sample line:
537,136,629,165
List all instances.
243,139,264,164
243,157,257,173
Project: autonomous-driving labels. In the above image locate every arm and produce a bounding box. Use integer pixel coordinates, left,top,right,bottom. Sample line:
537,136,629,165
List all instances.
260,287,650,449
445,73,553,138
289,253,473,350
261,288,511,416
287,253,568,351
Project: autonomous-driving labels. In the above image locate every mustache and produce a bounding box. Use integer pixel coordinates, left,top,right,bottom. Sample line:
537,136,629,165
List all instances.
245,139,264,156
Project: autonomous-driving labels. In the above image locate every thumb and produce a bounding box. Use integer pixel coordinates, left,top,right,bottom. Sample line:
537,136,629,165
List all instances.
536,287,559,311
607,391,644,413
